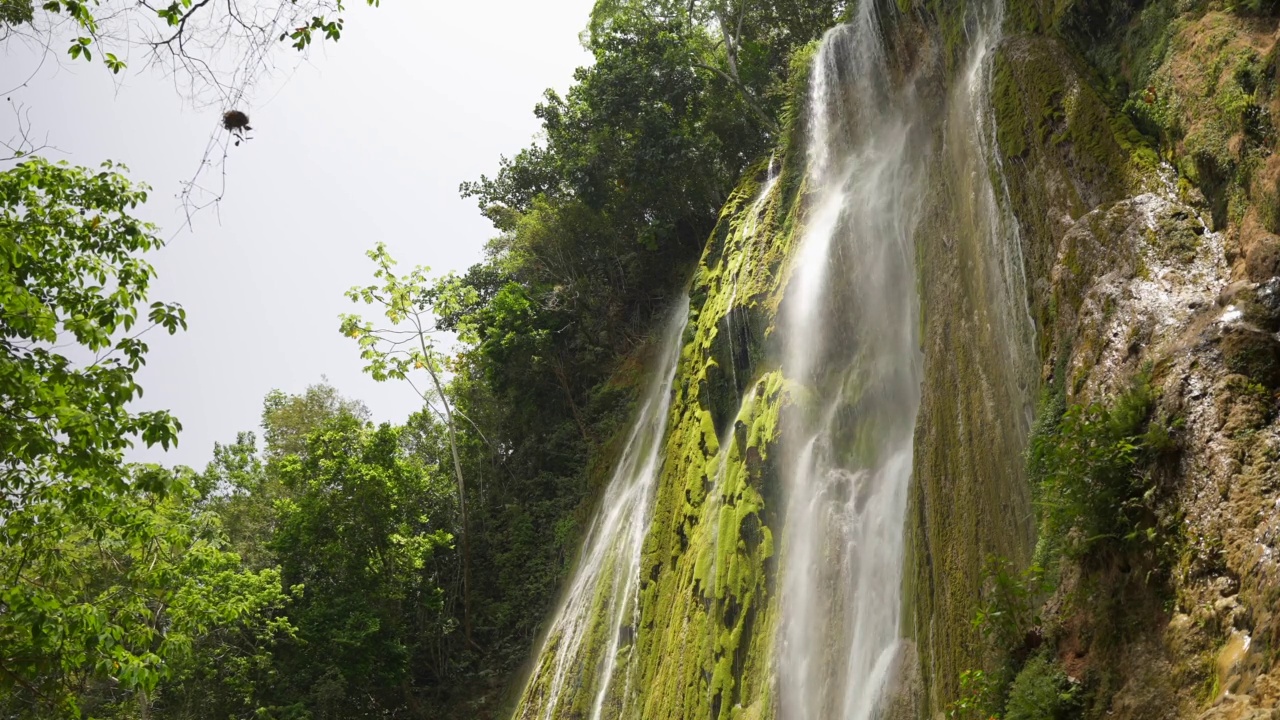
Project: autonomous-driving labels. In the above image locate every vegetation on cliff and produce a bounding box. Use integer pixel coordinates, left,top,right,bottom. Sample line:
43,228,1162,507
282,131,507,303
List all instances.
925,2,1280,719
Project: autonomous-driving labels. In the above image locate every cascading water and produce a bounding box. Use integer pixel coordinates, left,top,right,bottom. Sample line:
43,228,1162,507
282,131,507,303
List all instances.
778,1,1024,718
512,297,689,720
944,1,1038,434
777,3,928,718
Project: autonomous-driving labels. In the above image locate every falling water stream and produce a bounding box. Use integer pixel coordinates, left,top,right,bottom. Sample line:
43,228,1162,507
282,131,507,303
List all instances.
777,3,928,717
779,2,1021,719
512,297,689,720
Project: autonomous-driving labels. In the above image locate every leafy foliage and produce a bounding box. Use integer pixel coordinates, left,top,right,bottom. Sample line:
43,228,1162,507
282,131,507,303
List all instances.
0,0,34,26
1028,371,1179,559
972,557,1050,655
948,668,1001,720
261,382,370,460
948,372,1184,720
1003,655,1082,720
0,466,295,719
0,158,184,501
0,158,302,719
342,243,478,641
267,415,452,719
198,431,280,572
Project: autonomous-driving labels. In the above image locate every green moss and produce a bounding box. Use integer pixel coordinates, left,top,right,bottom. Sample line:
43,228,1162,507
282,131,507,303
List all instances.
994,56,1030,160
1237,281,1280,332
621,64,810,709
1135,11,1280,229
999,39,1151,190
1252,170,1280,234
923,0,975,71
632,367,788,719
1220,326,1280,389
1154,209,1205,264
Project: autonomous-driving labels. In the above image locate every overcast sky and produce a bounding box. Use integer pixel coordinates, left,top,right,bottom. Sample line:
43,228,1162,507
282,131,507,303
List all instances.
1,1,595,468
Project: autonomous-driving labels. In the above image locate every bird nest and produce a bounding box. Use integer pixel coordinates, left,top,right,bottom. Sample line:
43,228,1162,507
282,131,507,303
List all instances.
222,110,250,131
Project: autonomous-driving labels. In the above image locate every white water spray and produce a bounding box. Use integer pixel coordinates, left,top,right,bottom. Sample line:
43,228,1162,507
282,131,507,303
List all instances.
778,5,926,717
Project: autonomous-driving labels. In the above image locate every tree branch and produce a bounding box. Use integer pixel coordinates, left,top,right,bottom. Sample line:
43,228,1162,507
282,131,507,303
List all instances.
691,61,780,134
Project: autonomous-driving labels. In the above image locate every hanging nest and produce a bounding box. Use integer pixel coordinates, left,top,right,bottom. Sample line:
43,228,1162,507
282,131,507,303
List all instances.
222,110,251,132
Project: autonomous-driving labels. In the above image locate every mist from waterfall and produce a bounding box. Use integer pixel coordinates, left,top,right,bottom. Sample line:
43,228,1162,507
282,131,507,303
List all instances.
511,297,689,720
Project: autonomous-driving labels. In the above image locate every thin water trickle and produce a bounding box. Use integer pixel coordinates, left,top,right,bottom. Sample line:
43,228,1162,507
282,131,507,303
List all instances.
725,167,780,396
947,0,1038,434
511,297,689,720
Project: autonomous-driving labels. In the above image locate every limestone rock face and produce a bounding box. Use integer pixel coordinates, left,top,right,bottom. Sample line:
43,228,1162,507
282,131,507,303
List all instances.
932,4,1280,719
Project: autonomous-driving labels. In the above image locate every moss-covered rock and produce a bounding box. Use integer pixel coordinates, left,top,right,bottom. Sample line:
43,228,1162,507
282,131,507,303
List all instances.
610,52,817,715
1220,325,1280,388
1243,230,1280,280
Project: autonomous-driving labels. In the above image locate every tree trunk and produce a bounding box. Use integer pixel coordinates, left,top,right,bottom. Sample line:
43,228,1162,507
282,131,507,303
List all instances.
420,344,474,647
552,356,591,444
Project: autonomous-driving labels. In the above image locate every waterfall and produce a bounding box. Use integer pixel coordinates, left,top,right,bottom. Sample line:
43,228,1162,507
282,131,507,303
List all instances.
777,2,928,717
512,1,1032,717
945,0,1038,436
778,1,1021,719
512,296,689,720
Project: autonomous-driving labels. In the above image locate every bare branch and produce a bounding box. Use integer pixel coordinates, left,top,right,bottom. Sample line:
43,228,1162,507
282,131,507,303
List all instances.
1,98,60,163
150,0,216,50
5,0,358,223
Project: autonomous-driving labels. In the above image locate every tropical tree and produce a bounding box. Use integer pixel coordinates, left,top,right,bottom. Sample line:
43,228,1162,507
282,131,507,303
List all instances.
341,242,479,642
0,464,296,719
268,415,451,718
0,156,296,719
0,157,184,504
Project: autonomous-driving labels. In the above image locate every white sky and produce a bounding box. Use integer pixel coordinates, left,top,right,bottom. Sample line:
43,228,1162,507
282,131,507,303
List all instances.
1,1,595,468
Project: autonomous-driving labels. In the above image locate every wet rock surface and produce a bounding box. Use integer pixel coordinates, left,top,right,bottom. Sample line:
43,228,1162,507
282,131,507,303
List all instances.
1038,161,1280,720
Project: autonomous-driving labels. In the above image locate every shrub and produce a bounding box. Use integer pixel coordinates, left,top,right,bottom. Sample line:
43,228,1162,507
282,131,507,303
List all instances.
1004,655,1083,720
973,556,1050,655
1029,370,1179,559
948,669,1001,720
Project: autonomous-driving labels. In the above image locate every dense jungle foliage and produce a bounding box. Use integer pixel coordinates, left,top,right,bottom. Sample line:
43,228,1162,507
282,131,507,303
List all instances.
0,0,844,716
